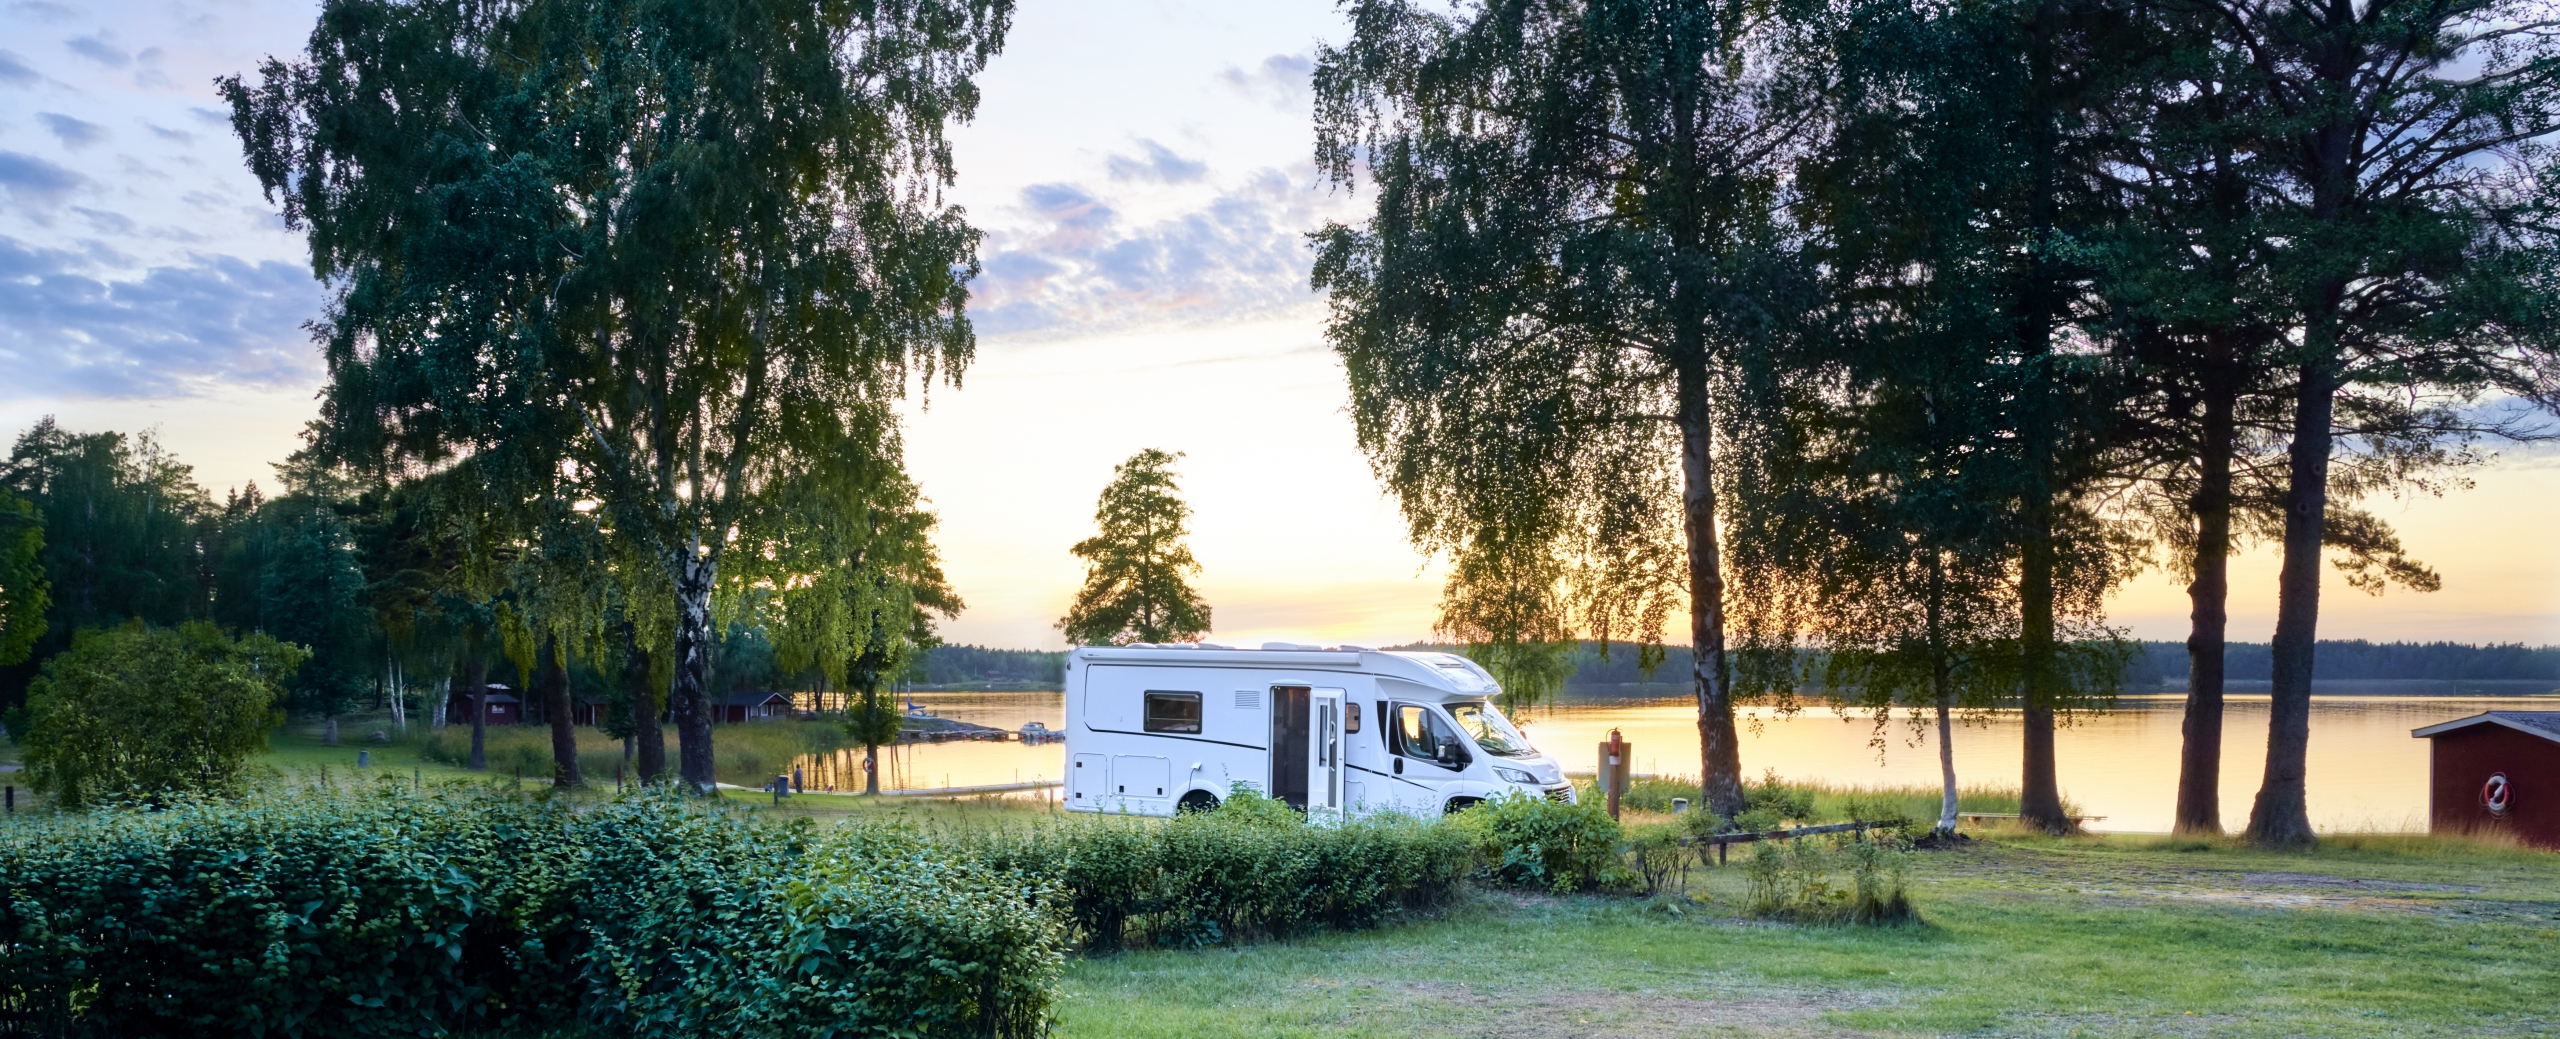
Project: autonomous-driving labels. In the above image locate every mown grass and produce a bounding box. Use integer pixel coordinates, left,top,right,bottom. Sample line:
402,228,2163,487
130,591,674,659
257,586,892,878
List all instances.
1058,832,2558,1038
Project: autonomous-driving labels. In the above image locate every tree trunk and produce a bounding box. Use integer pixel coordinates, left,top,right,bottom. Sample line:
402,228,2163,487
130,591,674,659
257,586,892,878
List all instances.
2245,358,2335,847
2175,375,2237,834
670,550,718,791
1928,553,1958,835
544,635,580,787
466,656,488,771
622,622,666,784
1935,693,1959,836
1675,359,1744,819
2017,524,2068,833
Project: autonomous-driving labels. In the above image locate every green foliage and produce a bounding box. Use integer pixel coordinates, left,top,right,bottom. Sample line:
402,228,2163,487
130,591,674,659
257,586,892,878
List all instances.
1453,792,1628,894
22,623,303,808
224,0,1011,789
258,504,373,717
0,422,215,705
0,788,1061,1038
1741,834,1916,925
0,487,43,668
963,794,1473,951
1058,449,1213,645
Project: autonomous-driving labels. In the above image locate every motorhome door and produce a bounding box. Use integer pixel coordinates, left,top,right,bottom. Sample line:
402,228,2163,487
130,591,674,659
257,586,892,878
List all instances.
1268,685,1310,809
1307,688,1346,821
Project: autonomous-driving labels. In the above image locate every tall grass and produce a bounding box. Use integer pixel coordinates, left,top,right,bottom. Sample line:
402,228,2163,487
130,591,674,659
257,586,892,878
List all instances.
1589,770,2081,825
398,719,853,786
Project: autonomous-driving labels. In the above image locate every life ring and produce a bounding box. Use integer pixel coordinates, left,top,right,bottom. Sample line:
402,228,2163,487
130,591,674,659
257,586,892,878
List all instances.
2481,773,2511,816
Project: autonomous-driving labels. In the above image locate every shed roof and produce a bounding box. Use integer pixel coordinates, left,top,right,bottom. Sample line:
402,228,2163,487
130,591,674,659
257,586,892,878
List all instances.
720,690,791,707
2412,711,2560,742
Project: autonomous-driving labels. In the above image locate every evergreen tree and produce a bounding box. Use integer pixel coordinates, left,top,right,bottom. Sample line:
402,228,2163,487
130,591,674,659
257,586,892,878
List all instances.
0,488,44,671
2170,0,2560,846
1058,450,1211,646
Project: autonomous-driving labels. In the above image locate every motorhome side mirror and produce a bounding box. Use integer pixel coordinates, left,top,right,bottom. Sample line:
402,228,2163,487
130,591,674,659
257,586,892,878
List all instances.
1438,738,1462,766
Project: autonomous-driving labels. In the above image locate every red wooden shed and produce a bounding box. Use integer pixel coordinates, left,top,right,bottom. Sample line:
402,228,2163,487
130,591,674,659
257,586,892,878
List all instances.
2412,711,2560,849
444,687,521,726
717,691,792,723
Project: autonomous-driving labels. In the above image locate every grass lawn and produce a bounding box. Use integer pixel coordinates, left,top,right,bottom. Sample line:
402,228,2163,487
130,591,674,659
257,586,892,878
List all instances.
1059,833,2558,1039
48,714,2560,1036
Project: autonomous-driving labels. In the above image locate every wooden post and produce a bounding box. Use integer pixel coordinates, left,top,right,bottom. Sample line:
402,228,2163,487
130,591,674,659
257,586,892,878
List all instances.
5,785,12,814
1599,728,1630,820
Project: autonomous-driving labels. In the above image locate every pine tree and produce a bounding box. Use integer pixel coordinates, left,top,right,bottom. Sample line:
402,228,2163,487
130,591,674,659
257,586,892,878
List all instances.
1059,450,1211,646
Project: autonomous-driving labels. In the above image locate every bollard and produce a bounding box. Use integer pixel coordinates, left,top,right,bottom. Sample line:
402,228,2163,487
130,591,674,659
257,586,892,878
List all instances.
358,750,370,768
1597,729,1630,820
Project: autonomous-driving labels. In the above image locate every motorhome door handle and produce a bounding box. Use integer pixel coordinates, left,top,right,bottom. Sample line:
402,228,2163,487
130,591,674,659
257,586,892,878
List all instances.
1393,759,1403,775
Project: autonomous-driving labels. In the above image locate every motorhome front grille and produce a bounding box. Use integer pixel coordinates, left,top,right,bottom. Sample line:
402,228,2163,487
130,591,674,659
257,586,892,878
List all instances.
1543,785,1574,804
1234,689,1261,710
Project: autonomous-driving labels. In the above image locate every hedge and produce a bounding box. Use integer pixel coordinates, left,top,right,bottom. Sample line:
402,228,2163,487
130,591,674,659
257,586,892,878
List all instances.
0,786,1060,1039
961,788,1475,950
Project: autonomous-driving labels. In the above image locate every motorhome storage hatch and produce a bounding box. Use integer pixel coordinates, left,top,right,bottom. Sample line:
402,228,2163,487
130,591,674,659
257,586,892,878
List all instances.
1062,645,1574,818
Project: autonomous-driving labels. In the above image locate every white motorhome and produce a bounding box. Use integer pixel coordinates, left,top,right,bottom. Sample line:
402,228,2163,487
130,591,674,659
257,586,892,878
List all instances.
1062,644,1576,818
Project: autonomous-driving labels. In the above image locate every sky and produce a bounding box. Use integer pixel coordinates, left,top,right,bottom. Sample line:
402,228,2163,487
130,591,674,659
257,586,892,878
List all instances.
1,0,2554,652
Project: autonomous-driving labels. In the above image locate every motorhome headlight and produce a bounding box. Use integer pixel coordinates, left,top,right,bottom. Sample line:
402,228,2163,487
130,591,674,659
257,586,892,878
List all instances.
1493,766,1539,786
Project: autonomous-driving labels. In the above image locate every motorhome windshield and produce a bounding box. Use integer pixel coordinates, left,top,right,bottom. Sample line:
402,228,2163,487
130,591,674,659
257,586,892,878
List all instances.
1446,701,1536,758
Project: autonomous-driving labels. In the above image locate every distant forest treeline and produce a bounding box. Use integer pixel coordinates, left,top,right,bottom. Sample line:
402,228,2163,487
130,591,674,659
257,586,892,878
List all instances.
2126,640,2560,683
917,646,1066,688
923,640,2560,694
1399,640,2559,691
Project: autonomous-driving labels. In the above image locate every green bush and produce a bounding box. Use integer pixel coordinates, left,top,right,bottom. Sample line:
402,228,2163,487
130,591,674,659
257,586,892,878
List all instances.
22,622,304,808
1741,834,1917,925
1455,792,1629,894
0,787,1060,1038
963,788,1473,950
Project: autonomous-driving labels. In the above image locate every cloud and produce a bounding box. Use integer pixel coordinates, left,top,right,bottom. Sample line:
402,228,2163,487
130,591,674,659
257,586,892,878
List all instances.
1219,53,1313,111
0,236,325,399
189,106,231,125
0,150,86,210
37,112,106,149
145,122,195,143
64,32,129,68
7,1,74,22
0,49,37,87
968,168,1345,338
1106,139,1208,184
72,207,134,235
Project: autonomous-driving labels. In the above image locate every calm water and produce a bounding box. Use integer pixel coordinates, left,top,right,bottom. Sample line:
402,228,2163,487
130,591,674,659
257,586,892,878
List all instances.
801,688,2557,832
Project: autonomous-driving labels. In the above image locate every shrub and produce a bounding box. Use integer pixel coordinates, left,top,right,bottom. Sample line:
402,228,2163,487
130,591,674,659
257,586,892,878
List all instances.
1740,834,1917,925
22,622,303,808
0,787,1059,1038
1456,792,1628,893
963,788,1474,951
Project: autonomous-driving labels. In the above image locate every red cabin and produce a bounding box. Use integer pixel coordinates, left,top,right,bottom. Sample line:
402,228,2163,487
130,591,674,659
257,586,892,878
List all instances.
2413,711,2560,849
717,691,792,723
443,688,522,726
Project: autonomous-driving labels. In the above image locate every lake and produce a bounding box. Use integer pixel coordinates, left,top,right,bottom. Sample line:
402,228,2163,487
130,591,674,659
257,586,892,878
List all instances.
797,685,2559,833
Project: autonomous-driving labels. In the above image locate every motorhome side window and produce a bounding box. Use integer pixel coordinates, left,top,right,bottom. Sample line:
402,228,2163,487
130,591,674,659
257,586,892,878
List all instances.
1344,701,1361,734
1393,704,1466,767
1142,691,1203,733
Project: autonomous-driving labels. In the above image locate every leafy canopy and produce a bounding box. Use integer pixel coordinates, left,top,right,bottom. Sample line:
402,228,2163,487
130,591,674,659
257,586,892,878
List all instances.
23,622,304,808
